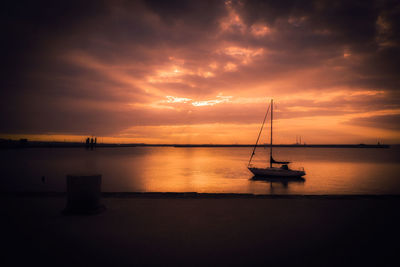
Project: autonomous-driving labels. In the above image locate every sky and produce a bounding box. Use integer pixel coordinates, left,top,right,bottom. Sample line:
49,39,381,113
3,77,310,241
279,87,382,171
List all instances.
1,0,400,144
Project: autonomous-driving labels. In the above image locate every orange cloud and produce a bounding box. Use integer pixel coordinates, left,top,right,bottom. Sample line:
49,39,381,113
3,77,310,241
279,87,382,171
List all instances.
2,0,400,144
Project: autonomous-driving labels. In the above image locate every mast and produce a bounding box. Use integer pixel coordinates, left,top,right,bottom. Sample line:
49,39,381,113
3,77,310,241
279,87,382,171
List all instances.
270,99,273,168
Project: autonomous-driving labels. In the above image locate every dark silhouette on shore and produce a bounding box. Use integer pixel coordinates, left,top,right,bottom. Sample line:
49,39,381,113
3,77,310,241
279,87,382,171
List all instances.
85,136,97,150
63,174,105,215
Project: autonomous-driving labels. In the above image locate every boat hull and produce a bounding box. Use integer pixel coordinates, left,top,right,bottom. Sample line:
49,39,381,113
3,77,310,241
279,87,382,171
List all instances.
248,167,305,177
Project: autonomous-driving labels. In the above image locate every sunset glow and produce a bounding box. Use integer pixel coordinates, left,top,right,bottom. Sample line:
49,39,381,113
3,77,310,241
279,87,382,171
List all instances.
2,0,399,144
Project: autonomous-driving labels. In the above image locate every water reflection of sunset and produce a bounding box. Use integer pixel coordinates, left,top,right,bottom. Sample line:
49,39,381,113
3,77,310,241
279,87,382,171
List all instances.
2,147,399,195
128,147,400,194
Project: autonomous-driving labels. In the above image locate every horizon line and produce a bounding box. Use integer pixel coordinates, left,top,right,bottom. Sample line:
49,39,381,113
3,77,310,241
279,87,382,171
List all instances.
0,139,395,147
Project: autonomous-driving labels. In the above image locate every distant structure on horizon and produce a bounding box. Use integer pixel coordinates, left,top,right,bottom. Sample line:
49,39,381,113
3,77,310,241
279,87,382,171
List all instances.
295,135,305,145
85,136,97,149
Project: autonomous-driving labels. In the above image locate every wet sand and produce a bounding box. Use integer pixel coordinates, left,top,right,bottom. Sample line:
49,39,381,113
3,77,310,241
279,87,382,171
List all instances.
3,194,400,266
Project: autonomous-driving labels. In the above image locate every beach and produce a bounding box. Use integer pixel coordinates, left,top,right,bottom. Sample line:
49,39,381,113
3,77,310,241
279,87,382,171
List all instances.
3,194,400,266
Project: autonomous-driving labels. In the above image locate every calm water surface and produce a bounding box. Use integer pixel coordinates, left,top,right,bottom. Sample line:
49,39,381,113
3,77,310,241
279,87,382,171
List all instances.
1,146,399,194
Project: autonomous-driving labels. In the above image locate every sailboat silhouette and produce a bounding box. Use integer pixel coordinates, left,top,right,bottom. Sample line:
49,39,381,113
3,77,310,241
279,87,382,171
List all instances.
248,99,306,178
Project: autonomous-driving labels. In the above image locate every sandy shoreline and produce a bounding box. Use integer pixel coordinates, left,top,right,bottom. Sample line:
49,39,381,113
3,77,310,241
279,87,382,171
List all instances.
3,194,400,266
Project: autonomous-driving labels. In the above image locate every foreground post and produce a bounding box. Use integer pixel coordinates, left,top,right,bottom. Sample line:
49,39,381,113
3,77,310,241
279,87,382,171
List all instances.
63,174,105,215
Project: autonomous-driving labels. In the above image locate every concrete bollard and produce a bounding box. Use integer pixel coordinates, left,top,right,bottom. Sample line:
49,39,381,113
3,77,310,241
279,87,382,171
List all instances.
63,174,105,215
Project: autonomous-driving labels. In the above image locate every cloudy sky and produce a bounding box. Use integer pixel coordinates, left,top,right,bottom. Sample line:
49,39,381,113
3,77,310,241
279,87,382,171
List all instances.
1,0,399,144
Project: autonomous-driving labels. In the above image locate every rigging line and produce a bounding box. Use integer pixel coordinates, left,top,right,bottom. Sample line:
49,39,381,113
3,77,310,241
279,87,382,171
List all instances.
248,102,271,167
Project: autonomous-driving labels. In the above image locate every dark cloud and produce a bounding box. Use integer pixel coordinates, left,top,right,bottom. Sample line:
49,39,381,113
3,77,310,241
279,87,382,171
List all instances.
233,0,400,86
234,0,377,45
144,0,227,27
1,0,108,84
344,114,400,131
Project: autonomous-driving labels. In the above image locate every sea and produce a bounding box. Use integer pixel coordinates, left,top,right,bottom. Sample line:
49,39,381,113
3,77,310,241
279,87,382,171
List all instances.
1,146,399,194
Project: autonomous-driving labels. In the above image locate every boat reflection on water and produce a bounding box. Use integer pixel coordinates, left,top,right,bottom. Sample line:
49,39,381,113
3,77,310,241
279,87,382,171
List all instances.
250,176,305,189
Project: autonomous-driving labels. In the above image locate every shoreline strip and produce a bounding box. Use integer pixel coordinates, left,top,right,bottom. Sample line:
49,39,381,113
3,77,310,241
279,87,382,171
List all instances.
1,191,400,199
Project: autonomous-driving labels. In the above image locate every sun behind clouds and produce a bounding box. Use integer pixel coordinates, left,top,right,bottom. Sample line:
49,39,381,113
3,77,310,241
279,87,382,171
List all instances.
1,0,399,144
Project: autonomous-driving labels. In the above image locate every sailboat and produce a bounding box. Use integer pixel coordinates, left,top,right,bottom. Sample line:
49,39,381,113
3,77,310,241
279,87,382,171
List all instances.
248,99,306,178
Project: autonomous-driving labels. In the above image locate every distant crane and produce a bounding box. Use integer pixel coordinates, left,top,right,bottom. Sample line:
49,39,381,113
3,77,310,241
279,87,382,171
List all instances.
295,135,305,145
